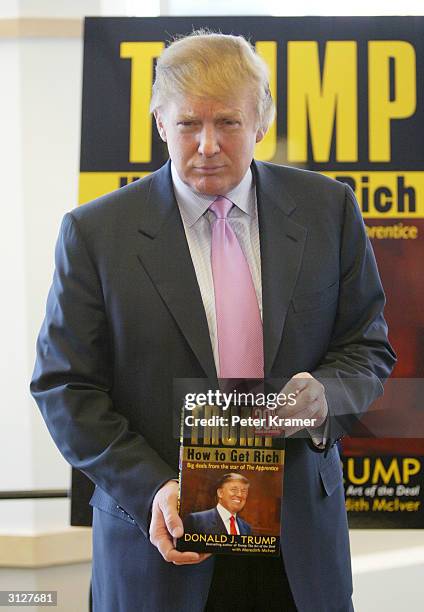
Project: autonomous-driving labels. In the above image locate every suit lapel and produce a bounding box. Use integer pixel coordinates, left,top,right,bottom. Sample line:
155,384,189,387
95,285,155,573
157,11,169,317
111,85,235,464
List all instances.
253,161,308,377
136,161,217,382
236,516,246,535
212,508,227,534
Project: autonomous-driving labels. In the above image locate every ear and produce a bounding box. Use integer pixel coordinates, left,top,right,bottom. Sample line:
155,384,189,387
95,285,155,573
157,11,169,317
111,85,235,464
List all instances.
154,109,167,143
217,488,222,499
255,127,265,143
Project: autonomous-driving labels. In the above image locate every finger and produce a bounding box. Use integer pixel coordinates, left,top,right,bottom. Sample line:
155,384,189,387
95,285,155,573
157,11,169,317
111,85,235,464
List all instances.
284,395,329,436
289,372,313,393
281,376,306,397
286,378,325,418
156,485,184,538
150,500,175,546
154,533,181,562
160,543,201,564
173,552,212,566
279,387,311,418
290,401,320,426
149,504,164,546
292,372,313,380
279,377,313,417
291,373,311,386
282,398,320,437
161,501,184,538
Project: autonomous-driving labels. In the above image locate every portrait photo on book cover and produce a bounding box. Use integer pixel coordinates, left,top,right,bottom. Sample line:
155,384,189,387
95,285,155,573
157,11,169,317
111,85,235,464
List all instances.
181,469,282,537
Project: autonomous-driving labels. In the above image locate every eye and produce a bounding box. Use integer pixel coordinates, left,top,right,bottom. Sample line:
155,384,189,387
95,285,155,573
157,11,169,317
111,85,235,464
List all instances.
177,120,200,129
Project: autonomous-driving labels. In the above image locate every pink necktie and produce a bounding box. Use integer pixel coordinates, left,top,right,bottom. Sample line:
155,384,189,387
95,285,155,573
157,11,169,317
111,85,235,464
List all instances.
210,196,264,379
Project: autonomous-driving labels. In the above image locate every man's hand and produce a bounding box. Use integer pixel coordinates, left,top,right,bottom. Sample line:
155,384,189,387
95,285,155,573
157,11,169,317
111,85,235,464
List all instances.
278,372,328,437
149,480,211,565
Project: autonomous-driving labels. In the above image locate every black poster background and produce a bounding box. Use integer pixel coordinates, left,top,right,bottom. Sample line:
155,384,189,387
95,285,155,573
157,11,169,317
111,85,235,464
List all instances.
72,16,424,527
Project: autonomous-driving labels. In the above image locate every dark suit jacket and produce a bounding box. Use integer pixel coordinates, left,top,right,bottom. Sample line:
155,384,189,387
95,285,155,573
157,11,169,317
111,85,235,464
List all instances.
184,507,252,536
31,159,396,612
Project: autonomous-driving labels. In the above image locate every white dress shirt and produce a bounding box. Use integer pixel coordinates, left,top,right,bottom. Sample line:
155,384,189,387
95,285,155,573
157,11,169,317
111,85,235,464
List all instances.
216,503,240,535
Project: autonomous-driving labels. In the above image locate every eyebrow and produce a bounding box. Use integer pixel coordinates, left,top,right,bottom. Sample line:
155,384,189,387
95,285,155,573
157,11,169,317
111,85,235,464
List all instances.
215,112,243,120
176,113,199,121
176,110,243,121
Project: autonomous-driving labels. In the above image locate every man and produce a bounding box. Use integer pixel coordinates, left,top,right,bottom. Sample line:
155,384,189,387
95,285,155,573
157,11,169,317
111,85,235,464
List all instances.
31,31,396,611
184,474,252,536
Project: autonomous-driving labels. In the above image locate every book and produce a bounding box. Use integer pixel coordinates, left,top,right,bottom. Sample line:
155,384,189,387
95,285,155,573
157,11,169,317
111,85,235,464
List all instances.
177,401,285,555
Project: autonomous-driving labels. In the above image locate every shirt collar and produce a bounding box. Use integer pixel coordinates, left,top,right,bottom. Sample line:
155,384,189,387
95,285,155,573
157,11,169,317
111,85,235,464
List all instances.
217,503,236,521
171,161,254,228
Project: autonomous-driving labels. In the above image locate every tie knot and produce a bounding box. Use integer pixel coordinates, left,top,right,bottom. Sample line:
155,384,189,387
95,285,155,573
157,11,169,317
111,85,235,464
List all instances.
209,196,233,219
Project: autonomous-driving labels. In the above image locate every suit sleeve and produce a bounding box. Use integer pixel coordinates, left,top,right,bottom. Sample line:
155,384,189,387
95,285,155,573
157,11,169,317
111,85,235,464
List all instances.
311,184,397,450
30,212,177,537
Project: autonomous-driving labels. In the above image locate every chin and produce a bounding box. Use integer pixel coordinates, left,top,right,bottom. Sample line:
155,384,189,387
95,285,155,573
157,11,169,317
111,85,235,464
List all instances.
187,174,233,196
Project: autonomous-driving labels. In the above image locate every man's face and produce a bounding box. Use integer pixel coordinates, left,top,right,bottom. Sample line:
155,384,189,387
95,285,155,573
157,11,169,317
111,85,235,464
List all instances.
217,479,249,514
154,92,264,195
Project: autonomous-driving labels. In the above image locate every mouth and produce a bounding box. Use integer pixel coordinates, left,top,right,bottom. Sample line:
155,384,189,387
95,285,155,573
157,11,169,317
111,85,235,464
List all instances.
231,498,242,504
193,166,225,174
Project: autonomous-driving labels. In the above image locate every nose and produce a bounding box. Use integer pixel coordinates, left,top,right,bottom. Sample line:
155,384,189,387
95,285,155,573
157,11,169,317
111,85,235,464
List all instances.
197,125,220,157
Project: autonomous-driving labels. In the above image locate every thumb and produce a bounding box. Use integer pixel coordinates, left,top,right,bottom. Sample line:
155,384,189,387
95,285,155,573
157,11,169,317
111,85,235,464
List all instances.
165,509,184,539
160,498,183,538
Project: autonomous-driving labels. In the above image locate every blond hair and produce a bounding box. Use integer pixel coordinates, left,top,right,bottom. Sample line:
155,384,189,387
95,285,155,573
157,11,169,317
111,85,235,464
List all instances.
150,29,275,133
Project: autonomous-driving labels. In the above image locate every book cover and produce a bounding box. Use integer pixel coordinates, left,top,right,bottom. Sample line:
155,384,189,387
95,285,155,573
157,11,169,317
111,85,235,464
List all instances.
177,402,285,555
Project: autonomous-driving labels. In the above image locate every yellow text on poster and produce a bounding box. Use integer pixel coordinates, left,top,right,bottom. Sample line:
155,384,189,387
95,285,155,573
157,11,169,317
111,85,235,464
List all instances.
79,172,150,205
323,171,424,218
288,40,416,163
